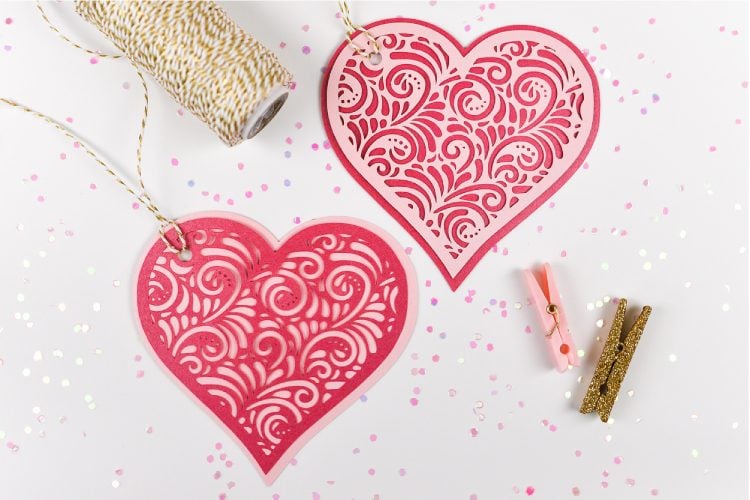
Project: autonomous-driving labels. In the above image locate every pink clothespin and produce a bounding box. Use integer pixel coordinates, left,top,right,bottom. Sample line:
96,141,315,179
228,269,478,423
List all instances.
524,263,579,372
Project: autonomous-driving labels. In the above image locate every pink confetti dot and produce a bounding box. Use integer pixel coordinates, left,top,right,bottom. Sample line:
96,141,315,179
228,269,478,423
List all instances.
212,194,220,202
244,191,253,198
3,44,12,52
709,145,717,152
279,42,286,49
60,153,67,160
225,461,233,468
227,199,234,206
65,116,74,123
285,137,293,145
662,207,669,215
89,57,98,64
666,72,673,79
171,158,179,166
237,162,245,170
398,468,406,476
651,489,659,496
301,24,309,32
261,184,268,192
612,79,620,87
575,450,582,457
497,422,505,430
132,202,140,210
592,26,599,33
135,369,144,378
572,486,581,496
486,343,494,351
409,397,419,406
367,468,376,476
470,495,478,500
333,186,341,194
213,471,221,480
637,52,645,59
614,456,623,464
732,30,739,35
206,455,214,463
648,18,656,24
37,195,45,202
626,478,636,486
352,447,360,454
369,434,377,442
302,45,311,55
735,118,742,125
215,442,222,450
30,174,38,181
625,202,632,210
311,143,319,151
73,141,80,148
4,17,12,25
432,354,440,362
601,482,609,488
742,81,748,89
470,427,479,437
464,25,471,32
599,43,607,50
720,26,726,32
525,486,535,496
614,145,621,152
640,107,648,115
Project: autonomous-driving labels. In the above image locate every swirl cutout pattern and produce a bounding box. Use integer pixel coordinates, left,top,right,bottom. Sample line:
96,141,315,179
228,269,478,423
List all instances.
323,20,599,290
136,215,416,482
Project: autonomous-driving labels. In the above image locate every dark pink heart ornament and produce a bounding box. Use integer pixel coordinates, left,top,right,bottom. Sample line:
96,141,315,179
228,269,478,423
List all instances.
136,213,417,483
323,19,600,290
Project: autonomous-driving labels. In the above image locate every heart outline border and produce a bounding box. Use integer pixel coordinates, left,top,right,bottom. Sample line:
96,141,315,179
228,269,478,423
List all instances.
133,211,419,484
322,19,601,291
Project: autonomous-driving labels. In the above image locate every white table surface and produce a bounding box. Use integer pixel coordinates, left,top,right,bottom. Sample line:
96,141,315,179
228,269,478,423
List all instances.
0,1,747,499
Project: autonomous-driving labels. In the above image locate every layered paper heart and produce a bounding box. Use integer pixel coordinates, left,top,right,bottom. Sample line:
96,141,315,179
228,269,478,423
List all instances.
136,213,417,483
323,20,600,290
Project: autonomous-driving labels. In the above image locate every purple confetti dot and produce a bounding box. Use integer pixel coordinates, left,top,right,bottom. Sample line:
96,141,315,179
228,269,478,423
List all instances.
302,45,311,55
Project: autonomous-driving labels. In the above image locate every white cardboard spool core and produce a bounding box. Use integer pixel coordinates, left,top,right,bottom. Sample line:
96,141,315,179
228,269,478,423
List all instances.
241,86,289,140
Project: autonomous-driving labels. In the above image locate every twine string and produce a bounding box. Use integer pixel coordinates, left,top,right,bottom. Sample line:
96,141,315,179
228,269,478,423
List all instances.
0,2,187,253
338,0,380,60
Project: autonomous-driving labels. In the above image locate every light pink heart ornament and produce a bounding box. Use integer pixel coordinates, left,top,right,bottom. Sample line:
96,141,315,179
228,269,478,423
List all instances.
323,20,600,290
136,213,417,483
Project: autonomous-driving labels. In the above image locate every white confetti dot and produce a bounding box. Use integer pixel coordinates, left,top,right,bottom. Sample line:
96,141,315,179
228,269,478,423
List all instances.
16,293,25,303
23,426,32,435
22,259,31,268
92,302,101,312
721,303,730,312
32,406,40,415
732,422,739,430
52,349,63,358
679,230,687,239
577,349,585,358
638,249,647,257
643,261,652,271
691,449,699,458
112,480,120,488
669,354,677,363
75,357,84,366
586,303,594,311
596,319,604,328
564,391,572,399
22,368,31,377
84,394,93,403
658,252,667,260
33,351,42,362
61,379,70,388
86,266,96,275
42,376,50,384
57,303,66,312
601,262,609,271
684,282,692,288
605,434,612,442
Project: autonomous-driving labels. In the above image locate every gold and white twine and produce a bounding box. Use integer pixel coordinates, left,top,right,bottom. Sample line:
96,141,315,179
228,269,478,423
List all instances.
74,0,293,145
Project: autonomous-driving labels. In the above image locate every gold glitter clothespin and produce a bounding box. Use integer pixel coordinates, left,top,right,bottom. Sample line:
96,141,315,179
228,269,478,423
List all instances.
580,299,652,422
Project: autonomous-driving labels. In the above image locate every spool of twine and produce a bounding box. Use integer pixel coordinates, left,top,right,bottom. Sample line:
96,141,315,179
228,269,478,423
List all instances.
75,0,293,145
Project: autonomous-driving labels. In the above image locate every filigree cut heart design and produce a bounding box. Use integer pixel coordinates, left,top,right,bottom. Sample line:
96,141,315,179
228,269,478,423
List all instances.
322,20,600,290
136,213,417,484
